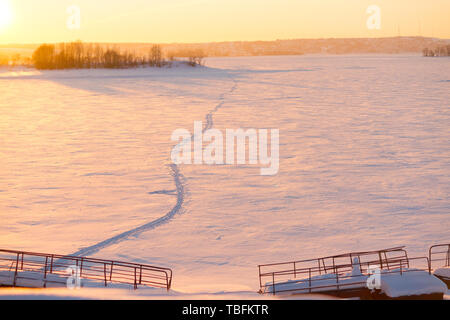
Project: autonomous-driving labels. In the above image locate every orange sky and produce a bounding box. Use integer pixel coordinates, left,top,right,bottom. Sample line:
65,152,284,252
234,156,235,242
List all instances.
0,0,449,44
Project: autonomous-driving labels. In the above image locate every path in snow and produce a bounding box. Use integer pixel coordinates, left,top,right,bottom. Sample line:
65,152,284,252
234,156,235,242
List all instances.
70,76,238,258
71,164,185,257
204,79,238,131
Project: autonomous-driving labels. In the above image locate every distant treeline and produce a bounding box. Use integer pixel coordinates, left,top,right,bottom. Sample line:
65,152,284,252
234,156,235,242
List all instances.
162,37,450,56
0,53,32,67
423,45,450,57
31,41,206,70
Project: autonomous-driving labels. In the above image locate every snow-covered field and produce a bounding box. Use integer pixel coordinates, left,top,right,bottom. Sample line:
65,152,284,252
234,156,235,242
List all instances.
0,55,449,298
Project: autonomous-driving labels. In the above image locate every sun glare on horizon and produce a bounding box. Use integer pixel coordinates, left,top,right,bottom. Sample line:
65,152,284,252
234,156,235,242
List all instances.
0,0,12,30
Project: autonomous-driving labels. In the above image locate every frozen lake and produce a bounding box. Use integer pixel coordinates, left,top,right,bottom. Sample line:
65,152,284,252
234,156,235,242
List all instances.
0,55,449,293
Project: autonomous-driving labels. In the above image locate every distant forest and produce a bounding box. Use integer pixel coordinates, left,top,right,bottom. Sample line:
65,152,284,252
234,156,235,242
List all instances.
423,45,450,57
29,42,206,70
160,37,450,56
1,37,449,68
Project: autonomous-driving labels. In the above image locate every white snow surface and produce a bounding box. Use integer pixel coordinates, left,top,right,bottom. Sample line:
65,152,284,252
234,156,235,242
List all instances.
264,273,367,295
0,287,341,300
0,270,146,289
380,269,448,298
0,270,67,288
264,258,366,295
0,55,449,297
434,267,450,279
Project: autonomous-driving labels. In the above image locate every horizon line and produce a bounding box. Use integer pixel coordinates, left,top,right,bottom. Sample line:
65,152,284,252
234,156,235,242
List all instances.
1,35,450,47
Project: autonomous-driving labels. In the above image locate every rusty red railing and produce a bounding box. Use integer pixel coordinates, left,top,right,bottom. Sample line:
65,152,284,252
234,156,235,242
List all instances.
0,249,172,290
429,243,450,270
258,247,431,295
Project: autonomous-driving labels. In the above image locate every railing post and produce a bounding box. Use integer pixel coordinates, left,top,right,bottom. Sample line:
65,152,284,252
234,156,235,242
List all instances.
336,272,339,291
294,262,296,278
405,250,410,268
378,252,383,270
447,245,450,267
384,251,390,270
428,258,431,275
44,256,48,278
79,258,84,278
428,246,433,269
110,262,114,281
134,267,138,290
272,273,275,295
168,271,172,290
43,256,48,288
308,268,312,293
332,257,336,273
139,265,143,285
13,253,19,287
50,255,54,274
427,257,432,274
166,272,170,291
258,265,262,290
104,264,107,287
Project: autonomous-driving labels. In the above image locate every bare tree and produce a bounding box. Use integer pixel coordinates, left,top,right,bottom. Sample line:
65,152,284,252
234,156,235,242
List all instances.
31,41,172,69
32,44,56,69
149,45,163,67
187,49,205,66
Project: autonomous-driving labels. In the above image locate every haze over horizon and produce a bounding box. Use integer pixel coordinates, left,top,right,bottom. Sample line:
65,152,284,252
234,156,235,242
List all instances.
0,0,449,44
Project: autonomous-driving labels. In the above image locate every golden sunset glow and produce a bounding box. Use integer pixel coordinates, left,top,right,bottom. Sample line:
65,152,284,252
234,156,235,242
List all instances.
0,0,448,44
0,0,12,30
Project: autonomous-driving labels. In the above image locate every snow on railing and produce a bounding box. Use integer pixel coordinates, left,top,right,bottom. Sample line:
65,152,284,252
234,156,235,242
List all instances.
258,247,432,295
0,249,172,290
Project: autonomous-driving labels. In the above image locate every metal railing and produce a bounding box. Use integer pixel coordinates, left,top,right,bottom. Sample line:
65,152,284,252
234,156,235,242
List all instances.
258,247,431,295
0,249,173,290
429,243,450,271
